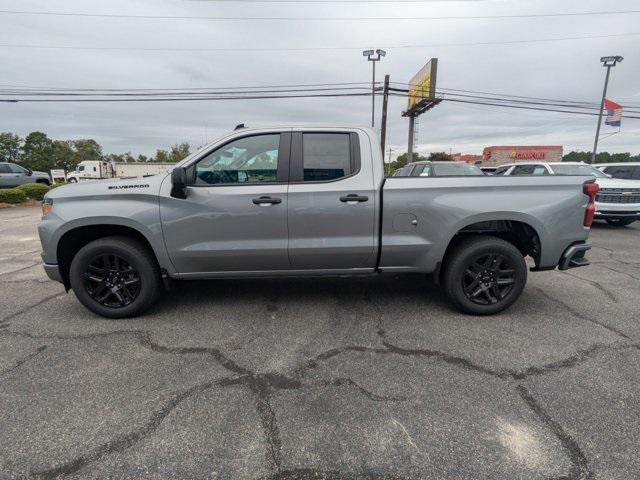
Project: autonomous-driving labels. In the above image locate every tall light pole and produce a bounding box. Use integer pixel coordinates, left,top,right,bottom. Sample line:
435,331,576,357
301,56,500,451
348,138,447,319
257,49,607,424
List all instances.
363,49,386,128
591,55,623,164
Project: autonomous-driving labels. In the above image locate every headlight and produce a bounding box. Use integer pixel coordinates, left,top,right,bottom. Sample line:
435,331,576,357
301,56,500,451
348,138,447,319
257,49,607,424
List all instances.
42,197,53,216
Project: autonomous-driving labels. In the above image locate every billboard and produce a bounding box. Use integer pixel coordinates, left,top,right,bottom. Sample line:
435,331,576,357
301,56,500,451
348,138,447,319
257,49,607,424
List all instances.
407,58,438,114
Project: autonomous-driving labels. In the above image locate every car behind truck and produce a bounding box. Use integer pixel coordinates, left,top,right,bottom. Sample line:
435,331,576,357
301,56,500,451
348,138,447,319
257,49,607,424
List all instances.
39,126,597,318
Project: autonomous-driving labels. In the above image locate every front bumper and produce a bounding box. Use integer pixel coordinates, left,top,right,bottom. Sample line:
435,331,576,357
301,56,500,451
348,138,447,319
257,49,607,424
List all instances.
43,263,63,283
558,242,592,271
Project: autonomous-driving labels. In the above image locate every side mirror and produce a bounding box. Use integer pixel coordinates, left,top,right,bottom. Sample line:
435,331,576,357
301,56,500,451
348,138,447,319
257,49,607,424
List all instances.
27,169,33,176
170,167,188,199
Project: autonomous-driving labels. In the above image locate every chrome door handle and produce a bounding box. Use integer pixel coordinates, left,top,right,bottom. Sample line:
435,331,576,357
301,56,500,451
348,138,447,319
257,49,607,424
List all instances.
340,194,368,204
252,196,282,206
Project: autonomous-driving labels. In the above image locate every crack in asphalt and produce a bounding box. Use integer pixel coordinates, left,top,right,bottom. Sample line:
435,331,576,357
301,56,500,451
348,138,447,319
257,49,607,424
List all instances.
0,291,65,323
533,287,631,340
0,345,47,377
0,261,42,277
323,377,408,402
517,385,593,480
31,379,222,480
561,271,617,302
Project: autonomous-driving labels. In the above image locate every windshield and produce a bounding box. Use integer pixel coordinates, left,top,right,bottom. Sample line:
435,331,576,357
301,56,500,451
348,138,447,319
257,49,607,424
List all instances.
551,164,608,178
431,163,484,176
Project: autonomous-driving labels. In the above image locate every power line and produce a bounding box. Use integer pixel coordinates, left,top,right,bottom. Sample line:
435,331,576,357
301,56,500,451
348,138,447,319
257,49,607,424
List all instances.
0,92,376,102
1,32,638,53
388,93,640,119
0,81,377,92
1,9,639,21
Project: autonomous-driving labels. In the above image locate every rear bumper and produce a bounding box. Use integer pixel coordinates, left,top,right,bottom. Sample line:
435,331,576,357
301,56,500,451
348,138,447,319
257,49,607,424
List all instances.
43,263,63,283
558,242,591,271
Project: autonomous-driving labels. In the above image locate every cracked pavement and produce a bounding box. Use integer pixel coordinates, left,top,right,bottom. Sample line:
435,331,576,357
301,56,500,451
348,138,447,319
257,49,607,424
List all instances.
1,205,639,479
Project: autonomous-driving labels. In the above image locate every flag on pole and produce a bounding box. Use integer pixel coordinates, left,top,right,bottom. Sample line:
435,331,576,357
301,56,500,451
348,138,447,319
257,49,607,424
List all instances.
604,98,622,127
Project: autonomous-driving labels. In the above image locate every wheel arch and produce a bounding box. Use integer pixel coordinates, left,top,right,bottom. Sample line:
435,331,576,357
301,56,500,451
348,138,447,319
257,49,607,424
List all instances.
56,224,161,290
438,216,543,281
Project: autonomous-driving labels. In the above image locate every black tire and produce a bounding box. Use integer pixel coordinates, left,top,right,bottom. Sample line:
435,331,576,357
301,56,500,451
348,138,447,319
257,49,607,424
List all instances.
68,178,77,183
69,236,161,319
606,218,635,227
442,235,527,315
36,179,50,186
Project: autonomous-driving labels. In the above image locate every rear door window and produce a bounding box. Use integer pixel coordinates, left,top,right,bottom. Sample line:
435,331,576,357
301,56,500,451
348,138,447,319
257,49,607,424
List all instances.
302,133,353,182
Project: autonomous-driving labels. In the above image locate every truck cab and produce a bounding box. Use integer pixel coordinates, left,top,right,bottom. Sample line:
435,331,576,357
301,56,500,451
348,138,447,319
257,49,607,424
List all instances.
66,161,114,183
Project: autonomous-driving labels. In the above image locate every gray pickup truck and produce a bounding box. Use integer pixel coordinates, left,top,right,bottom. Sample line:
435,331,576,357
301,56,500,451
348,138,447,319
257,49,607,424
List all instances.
38,126,597,318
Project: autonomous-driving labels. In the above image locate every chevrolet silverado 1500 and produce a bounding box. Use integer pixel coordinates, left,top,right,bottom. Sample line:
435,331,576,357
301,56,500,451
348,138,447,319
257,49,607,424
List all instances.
39,126,597,318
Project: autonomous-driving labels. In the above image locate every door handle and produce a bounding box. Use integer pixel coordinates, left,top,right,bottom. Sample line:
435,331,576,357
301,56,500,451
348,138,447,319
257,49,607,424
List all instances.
252,196,282,206
340,194,368,203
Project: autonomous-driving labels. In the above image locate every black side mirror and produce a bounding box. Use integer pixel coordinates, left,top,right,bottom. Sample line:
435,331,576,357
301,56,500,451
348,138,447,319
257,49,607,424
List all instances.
170,167,188,199
27,168,33,176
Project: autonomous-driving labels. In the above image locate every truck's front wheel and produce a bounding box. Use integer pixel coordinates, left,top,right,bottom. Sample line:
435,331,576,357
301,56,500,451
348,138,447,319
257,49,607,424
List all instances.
442,236,527,315
69,236,161,319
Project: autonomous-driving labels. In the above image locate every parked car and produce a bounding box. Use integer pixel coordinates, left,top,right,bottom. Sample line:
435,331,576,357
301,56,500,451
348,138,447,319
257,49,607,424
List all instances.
393,161,484,177
498,161,639,226
39,126,596,318
0,162,51,187
594,162,640,180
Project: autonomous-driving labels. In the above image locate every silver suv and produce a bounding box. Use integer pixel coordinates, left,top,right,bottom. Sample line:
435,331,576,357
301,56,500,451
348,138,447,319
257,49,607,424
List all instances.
0,162,51,187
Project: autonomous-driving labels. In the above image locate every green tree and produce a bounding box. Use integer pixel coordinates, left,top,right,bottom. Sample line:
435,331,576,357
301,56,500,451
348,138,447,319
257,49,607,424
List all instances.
51,140,75,171
0,132,22,163
169,142,190,163
154,149,170,163
71,139,102,165
22,131,54,171
136,154,149,163
428,152,452,162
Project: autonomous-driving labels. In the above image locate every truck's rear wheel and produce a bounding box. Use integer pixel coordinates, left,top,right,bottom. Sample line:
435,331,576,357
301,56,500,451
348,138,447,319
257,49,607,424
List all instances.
442,236,527,315
69,236,161,319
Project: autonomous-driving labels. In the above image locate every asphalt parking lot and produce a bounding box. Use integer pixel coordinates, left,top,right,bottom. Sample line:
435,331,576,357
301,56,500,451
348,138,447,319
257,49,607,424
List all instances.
1,205,639,480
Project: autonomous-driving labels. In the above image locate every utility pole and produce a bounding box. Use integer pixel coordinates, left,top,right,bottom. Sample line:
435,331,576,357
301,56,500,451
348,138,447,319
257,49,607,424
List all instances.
591,56,623,164
386,147,394,175
380,74,390,153
363,49,386,128
407,115,415,163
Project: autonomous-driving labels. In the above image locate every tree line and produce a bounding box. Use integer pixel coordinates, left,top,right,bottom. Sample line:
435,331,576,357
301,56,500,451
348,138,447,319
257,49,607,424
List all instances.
0,131,191,173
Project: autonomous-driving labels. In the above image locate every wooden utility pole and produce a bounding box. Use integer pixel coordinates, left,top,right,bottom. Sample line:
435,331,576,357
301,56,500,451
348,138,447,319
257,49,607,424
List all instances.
380,74,390,153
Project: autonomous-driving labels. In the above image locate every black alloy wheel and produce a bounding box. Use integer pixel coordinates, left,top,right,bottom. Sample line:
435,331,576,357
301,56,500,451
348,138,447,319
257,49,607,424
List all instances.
84,254,141,308
442,235,527,315
462,253,515,305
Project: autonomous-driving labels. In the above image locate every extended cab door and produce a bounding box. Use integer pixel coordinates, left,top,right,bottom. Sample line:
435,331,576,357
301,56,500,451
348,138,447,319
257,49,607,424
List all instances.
287,130,376,270
160,131,291,274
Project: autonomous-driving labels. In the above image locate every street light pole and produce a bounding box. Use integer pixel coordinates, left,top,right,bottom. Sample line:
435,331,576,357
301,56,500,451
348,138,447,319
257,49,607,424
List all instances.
591,56,623,164
363,49,386,128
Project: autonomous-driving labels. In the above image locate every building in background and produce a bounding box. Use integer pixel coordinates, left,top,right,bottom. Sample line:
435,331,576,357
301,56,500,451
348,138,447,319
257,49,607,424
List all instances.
451,153,483,164
481,146,563,167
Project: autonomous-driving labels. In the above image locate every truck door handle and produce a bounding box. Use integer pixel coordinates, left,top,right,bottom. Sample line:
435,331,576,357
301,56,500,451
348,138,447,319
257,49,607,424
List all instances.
252,196,282,206
340,194,368,203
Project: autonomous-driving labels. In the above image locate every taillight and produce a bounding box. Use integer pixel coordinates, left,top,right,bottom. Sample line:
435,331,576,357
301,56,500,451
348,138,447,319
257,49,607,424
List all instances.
583,182,599,227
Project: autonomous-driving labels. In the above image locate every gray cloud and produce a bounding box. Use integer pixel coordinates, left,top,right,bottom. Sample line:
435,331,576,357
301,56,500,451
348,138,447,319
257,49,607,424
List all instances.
1,0,638,160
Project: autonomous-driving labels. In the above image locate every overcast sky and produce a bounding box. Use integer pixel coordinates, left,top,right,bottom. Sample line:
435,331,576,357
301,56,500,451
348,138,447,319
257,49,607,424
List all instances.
1,0,639,161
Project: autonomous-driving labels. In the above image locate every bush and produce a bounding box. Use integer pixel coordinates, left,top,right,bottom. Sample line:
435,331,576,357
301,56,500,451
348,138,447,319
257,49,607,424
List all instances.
15,183,50,201
0,188,27,204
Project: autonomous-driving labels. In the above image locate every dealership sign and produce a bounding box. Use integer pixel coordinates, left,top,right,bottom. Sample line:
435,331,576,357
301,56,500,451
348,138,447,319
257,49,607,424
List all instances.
508,151,546,160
